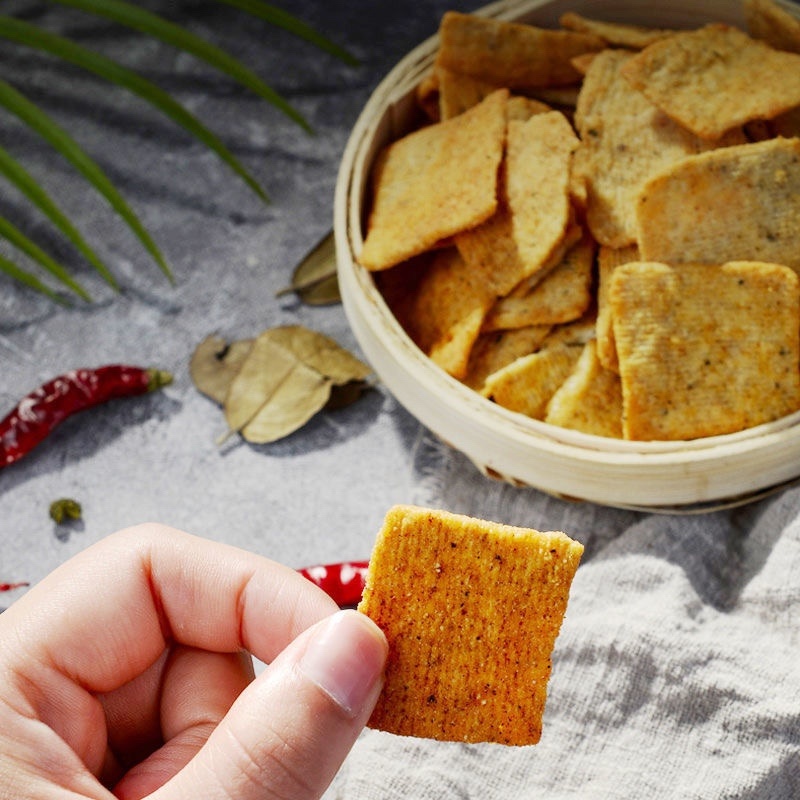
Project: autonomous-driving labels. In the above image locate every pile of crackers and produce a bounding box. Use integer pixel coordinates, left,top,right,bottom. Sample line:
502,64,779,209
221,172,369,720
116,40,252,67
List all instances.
359,0,800,441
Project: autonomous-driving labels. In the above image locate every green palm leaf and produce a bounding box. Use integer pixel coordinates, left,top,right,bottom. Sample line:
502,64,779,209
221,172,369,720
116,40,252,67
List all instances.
0,78,172,282
0,1,351,300
47,0,311,132
212,0,358,65
0,252,66,303
0,216,90,301
0,142,118,290
0,16,268,203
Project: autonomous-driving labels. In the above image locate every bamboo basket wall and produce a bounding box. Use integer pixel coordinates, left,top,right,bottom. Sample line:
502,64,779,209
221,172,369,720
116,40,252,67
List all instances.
334,0,800,513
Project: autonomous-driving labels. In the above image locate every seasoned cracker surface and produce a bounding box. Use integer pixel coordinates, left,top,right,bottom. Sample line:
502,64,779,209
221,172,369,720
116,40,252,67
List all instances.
545,340,623,438
595,244,640,373
483,342,583,419
358,505,583,745
621,24,800,140
463,325,552,391
359,89,507,272
636,137,800,269
574,49,744,248
611,261,800,440
436,67,500,121
408,247,493,380
484,233,595,331
437,11,604,89
505,112,580,281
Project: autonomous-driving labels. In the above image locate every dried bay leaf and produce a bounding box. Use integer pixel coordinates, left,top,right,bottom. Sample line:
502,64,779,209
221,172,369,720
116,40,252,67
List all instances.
263,325,372,384
190,335,254,404
237,354,332,443
218,325,373,444
275,230,341,305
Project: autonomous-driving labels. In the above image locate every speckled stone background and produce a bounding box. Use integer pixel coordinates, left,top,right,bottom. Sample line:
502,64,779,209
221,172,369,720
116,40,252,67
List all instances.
2,2,800,798
0,0,488,573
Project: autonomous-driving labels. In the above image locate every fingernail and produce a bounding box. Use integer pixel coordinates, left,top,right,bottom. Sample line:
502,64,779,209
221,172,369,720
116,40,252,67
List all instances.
299,610,388,718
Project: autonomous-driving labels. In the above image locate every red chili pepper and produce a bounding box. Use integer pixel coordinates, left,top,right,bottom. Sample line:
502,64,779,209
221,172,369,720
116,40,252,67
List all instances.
0,582,28,592
297,560,369,607
1,365,172,468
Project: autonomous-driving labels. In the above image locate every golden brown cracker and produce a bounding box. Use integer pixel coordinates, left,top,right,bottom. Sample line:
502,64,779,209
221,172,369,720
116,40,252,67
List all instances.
544,340,623,438
505,112,580,279
373,254,433,342
483,342,583,419
454,202,528,299
744,0,800,53
359,89,508,272
575,48,745,248
454,111,578,298
636,137,800,271
506,95,553,122
611,261,800,440
358,504,584,745
436,66,502,120
620,24,800,140
436,11,604,90
595,245,640,373
483,233,595,331
463,325,552,392
559,11,677,49
543,312,598,349
570,51,597,76
407,247,494,380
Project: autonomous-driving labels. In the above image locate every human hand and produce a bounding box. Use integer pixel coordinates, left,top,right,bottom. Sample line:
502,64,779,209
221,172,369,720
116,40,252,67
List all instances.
0,524,388,799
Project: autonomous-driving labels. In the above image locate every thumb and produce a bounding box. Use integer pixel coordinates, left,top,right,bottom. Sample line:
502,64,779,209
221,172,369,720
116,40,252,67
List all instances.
152,610,387,800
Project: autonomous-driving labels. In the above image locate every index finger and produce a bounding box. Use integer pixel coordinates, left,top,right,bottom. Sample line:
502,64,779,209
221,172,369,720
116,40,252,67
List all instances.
1,523,338,693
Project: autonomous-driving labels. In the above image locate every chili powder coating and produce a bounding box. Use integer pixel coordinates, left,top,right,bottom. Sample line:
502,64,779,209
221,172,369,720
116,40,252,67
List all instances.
357,505,585,746
0,365,172,468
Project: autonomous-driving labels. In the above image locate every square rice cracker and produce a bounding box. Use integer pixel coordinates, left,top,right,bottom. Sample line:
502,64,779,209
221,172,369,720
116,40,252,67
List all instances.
357,504,584,745
610,261,800,441
436,11,604,90
359,89,508,272
544,340,623,438
636,137,800,271
620,24,800,140
574,48,745,248
482,341,583,419
744,0,800,53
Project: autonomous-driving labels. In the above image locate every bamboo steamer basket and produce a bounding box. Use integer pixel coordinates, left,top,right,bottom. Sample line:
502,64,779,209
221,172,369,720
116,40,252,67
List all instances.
333,0,800,513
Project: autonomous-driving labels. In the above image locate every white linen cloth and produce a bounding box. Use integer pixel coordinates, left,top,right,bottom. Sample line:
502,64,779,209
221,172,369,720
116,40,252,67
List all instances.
327,434,800,798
